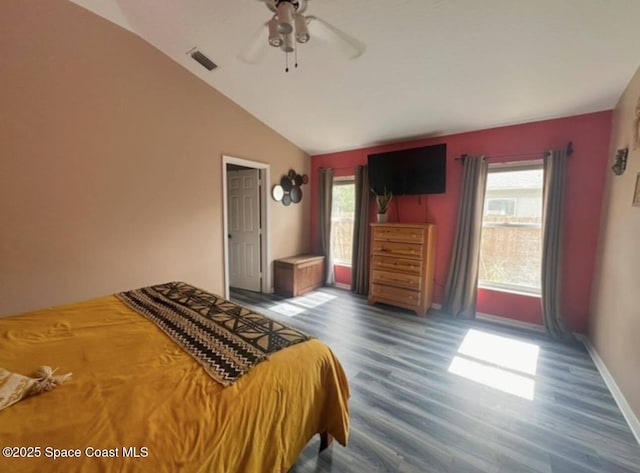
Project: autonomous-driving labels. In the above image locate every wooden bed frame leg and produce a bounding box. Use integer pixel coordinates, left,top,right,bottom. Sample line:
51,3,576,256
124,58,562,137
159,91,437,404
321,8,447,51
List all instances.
319,432,334,452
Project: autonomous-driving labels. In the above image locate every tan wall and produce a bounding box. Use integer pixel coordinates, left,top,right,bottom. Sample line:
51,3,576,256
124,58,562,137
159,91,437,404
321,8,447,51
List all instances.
0,0,310,316
591,65,640,419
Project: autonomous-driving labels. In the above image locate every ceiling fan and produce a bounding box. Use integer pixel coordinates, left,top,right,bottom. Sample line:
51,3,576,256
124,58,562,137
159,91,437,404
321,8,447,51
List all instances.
239,0,366,71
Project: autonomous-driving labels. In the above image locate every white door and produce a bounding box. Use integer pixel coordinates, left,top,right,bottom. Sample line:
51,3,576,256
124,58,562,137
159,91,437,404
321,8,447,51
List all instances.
227,168,262,292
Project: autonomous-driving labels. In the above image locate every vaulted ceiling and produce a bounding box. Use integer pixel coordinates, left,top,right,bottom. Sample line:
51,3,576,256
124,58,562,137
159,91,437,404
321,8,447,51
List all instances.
70,0,640,154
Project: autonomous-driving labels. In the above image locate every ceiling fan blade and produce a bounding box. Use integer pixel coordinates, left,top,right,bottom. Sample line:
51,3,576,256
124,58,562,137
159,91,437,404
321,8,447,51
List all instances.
306,15,366,59
238,22,270,65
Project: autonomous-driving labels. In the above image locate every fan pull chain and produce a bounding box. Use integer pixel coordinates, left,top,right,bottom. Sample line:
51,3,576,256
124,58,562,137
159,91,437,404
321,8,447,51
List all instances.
285,51,289,73
295,40,298,69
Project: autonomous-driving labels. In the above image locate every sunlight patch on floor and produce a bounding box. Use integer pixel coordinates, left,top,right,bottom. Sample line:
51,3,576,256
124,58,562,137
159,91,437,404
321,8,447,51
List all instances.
448,329,540,400
449,356,536,400
458,329,540,375
291,292,337,308
269,302,306,317
269,292,337,317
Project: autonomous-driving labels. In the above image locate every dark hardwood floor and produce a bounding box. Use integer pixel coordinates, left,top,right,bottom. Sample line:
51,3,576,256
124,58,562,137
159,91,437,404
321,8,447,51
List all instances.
230,287,640,473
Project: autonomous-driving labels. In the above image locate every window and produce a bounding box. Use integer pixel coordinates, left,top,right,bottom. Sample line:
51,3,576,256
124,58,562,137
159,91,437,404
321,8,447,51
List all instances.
486,198,516,217
330,179,355,266
478,162,543,294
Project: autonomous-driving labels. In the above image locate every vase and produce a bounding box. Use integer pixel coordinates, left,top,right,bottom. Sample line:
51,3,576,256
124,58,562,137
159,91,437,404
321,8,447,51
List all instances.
377,213,388,223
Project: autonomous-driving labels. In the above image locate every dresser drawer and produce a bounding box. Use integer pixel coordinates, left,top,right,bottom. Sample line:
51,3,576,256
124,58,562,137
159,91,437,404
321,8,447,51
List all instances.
372,240,423,259
373,226,425,243
372,270,421,291
370,283,422,307
372,255,422,275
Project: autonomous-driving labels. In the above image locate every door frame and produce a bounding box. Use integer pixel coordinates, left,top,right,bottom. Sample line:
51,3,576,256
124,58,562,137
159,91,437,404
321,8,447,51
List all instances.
222,155,271,299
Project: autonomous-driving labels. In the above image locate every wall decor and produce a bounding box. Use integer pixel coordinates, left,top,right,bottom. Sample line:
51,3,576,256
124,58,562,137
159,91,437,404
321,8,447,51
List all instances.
633,172,640,207
290,185,302,203
280,175,293,191
277,169,308,206
272,184,284,202
611,147,628,175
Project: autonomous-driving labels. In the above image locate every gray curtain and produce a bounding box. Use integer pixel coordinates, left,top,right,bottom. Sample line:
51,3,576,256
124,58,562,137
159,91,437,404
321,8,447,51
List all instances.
351,165,370,294
319,168,335,285
442,155,488,319
541,149,572,339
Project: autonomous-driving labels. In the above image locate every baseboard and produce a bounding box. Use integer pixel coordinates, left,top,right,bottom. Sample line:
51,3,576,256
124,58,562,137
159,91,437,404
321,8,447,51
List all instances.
579,335,640,446
333,282,350,290
476,312,545,333
430,306,545,333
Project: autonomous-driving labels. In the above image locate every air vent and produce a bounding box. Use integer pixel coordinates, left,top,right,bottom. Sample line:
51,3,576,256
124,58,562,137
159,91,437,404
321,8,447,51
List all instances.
190,50,217,71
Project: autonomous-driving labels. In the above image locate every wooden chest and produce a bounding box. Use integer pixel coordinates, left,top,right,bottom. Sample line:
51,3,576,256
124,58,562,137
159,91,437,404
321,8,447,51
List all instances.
274,255,325,297
368,223,436,316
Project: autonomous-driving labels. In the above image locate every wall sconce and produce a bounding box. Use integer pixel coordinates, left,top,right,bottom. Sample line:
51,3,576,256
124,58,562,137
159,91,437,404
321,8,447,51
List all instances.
612,148,628,176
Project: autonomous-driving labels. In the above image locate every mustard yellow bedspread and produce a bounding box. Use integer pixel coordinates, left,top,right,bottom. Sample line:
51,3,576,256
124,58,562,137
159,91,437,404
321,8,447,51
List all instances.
0,295,350,473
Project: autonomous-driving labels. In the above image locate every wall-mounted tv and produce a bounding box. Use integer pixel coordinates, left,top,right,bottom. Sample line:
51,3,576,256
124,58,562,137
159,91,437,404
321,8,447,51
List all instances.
368,143,447,195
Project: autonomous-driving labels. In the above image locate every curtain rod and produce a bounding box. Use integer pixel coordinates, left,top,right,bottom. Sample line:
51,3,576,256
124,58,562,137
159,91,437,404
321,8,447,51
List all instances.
455,141,573,161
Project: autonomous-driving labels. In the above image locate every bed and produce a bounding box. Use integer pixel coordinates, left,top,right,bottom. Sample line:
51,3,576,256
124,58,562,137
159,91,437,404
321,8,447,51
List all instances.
0,282,350,473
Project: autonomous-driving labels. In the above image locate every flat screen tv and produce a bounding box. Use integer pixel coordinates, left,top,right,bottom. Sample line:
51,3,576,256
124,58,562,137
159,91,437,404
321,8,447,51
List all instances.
368,143,447,195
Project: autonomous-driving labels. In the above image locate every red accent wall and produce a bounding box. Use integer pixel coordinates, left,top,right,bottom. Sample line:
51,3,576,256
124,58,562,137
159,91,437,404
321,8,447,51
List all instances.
311,111,612,333
334,265,352,286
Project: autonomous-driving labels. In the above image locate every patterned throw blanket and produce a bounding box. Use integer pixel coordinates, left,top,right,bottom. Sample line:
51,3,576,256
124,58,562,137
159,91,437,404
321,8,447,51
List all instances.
116,282,311,386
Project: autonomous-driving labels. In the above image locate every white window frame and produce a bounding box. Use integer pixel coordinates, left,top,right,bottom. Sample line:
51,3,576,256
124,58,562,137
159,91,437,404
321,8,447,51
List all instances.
478,160,543,296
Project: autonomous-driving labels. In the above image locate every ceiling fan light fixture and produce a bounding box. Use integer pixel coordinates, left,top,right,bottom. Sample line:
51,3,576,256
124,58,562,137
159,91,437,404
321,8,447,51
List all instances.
240,0,365,71
267,17,283,47
281,32,295,53
294,15,309,43
276,1,295,34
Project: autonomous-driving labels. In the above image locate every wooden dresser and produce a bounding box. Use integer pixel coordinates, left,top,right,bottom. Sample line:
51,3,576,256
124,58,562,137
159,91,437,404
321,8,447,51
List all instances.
274,255,325,297
368,223,436,316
